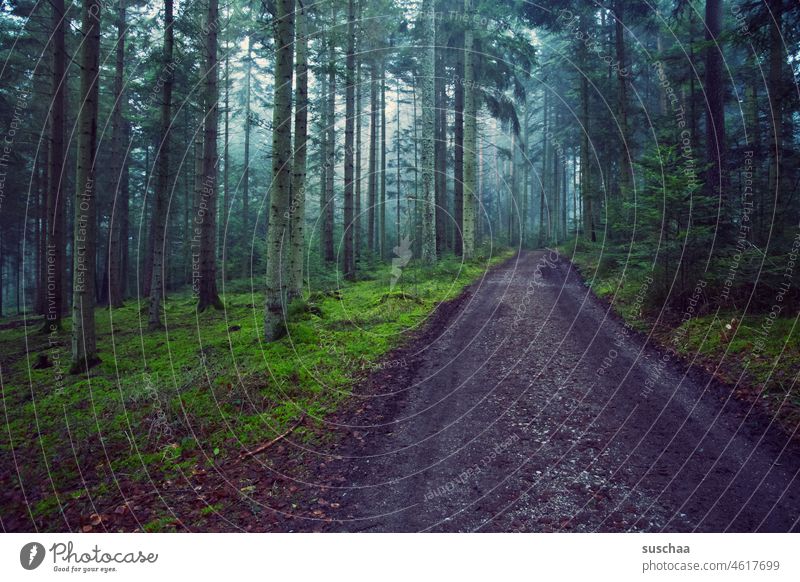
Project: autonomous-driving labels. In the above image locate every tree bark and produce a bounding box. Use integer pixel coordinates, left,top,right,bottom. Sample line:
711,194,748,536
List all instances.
613,0,632,203
289,3,309,296
355,21,362,260
703,0,728,226
767,0,785,230
396,76,402,250
420,0,437,263
70,0,101,372
380,60,387,259
343,0,356,279
454,39,464,255
197,0,223,311
579,14,594,241
367,60,378,254
264,0,295,340
434,25,447,255
242,35,252,274
461,0,476,259
108,0,128,309
322,3,336,263
147,0,174,329
44,0,67,331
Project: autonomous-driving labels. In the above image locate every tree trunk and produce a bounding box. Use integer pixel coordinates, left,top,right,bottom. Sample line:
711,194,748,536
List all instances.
367,60,378,254
767,0,785,230
264,0,295,340
70,0,101,373
454,37,464,255
197,0,222,311
420,0,437,263
343,0,356,279
147,0,174,329
355,31,362,260
434,26,447,255
396,76,402,250
380,60,387,259
461,0,476,259
322,4,336,263
353,20,361,260
242,35,252,274
44,0,67,331
108,0,128,308
289,3,309,295
412,83,420,257
613,0,632,205
540,88,549,244
579,14,594,242
703,0,728,227
221,27,230,275
35,146,46,315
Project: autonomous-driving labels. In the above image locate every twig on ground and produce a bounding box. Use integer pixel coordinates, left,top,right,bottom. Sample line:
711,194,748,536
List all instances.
239,413,307,460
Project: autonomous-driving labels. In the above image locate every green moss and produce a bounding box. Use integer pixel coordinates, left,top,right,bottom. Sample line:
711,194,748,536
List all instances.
560,240,799,416
1,250,512,530
142,516,178,533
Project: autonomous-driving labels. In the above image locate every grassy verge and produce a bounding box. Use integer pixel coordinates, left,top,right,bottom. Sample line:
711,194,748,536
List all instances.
558,240,799,428
0,248,512,531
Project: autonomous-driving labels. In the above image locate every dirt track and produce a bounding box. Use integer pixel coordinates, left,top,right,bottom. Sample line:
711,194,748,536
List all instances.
288,250,800,532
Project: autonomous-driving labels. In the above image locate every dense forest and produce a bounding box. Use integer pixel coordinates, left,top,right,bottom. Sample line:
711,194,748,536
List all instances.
1,0,799,533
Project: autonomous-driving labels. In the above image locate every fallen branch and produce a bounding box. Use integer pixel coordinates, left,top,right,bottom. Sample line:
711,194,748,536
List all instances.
239,413,307,460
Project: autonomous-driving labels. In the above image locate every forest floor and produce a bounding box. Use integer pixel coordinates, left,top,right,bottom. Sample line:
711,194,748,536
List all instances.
0,250,511,532
196,249,798,532
3,250,799,532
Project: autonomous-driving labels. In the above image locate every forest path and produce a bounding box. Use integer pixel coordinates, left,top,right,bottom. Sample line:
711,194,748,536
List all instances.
300,250,800,532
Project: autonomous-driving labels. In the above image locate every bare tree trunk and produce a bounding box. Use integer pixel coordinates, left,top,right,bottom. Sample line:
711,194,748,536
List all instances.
613,0,632,207
703,0,728,227
541,89,550,243
70,0,101,373
322,7,336,263
477,138,483,244
264,0,294,340
454,39,464,255
767,0,785,230
197,0,222,311
380,60,387,259
367,60,378,254
147,0,174,329
461,0,476,259
193,129,203,290
242,35,252,275
343,0,356,279
434,27,447,256
43,0,67,331
579,14,594,242
420,0,437,263
108,0,128,308
396,75,402,250
355,28,362,260
36,145,46,315
412,83,420,257
289,3,309,296
221,25,230,277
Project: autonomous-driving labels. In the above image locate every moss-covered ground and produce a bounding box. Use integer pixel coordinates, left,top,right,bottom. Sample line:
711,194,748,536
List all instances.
0,249,511,531
559,240,799,428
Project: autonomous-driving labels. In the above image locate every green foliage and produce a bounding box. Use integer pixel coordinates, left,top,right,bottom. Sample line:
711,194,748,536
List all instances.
0,249,512,530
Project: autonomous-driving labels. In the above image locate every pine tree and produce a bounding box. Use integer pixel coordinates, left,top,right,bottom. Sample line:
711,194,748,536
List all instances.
264,0,295,340
70,0,102,373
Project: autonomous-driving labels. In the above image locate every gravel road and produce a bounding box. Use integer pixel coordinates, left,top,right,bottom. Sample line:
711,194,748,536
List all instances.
292,250,800,532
